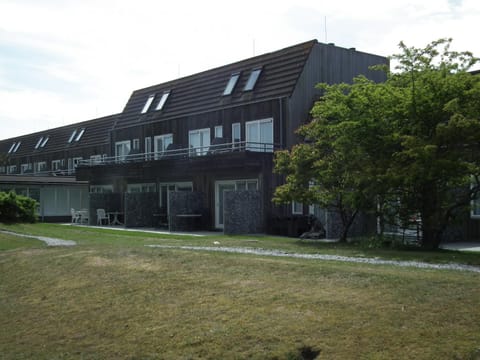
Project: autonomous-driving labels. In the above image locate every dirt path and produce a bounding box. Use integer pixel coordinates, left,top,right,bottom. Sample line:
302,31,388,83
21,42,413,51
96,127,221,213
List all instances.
0,230,76,246
146,244,480,273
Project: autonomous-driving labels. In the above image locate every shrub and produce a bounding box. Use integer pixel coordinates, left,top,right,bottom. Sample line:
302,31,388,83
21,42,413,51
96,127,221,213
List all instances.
0,191,38,223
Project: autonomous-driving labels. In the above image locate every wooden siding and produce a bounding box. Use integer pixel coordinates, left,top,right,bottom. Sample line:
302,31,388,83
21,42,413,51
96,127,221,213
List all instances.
112,99,283,153
287,43,388,148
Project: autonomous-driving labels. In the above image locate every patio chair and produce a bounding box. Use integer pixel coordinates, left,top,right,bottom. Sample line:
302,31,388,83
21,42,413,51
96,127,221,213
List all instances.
71,208,80,224
96,208,109,225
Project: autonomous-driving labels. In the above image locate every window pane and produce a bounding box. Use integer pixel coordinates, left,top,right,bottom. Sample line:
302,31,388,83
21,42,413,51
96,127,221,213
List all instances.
156,91,170,110
244,68,262,91
223,73,240,95
141,94,155,113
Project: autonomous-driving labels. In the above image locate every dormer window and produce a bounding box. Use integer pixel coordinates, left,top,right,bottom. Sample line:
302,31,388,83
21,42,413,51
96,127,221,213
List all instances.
40,136,49,148
75,128,85,142
223,72,240,95
141,94,155,113
35,137,44,149
155,90,170,111
7,142,16,154
13,141,21,153
243,68,262,91
68,129,77,143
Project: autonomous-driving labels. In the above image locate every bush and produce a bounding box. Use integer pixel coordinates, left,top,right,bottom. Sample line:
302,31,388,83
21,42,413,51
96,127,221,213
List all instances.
0,191,38,223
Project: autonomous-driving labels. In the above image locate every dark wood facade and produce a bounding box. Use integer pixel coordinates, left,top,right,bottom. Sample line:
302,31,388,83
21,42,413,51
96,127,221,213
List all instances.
76,40,388,232
1,40,390,234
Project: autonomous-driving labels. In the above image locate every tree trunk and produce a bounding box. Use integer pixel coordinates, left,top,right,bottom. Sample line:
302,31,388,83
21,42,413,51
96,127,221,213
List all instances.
420,225,442,250
338,209,358,243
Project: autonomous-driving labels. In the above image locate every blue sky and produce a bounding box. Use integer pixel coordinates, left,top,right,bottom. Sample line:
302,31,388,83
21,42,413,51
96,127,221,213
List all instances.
0,0,479,140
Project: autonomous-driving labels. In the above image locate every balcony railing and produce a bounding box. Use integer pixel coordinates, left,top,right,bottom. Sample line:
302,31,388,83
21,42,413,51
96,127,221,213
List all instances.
77,141,278,167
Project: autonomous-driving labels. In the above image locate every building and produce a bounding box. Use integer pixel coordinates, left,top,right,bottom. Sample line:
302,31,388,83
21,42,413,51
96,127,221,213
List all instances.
1,40,388,235
0,115,116,221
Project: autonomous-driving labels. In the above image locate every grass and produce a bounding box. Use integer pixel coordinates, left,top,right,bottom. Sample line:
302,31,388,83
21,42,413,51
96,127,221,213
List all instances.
1,223,480,359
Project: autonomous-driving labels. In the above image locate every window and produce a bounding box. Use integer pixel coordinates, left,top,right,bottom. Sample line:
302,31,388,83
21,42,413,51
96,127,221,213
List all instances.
214,125,223,138
127,183,156,193
75,128,85,142
155,90,170,111
13,141,21,153
34,162,47,173
243,68,262,91
232,122,241,146
68,129,77,143
40,136,49,148
7,165,17,174
35,137,43,149
154,134,173,159
292,201,303,215
0,166,5,174
245,118,273,152
90,185,114,193
73,157,83,169
51,160,63,171
223,72,240,95
7,142,16,154
145,137,152,160
132,138,140,151
141,94,155,113
21,163,32,174
189,128,210,156
115,140,131,162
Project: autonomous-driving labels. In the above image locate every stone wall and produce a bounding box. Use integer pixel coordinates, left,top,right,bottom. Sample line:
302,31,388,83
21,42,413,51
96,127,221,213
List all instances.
224,190,262,235
124,192,159,228
89,193,122,226
168,191,206,231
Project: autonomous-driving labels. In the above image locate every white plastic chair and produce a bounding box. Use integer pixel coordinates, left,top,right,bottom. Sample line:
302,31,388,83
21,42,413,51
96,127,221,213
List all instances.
96,208,109,225
71,208,80,224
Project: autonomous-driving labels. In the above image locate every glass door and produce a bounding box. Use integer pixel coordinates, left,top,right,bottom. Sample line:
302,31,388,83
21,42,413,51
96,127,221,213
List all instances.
215,182,236,229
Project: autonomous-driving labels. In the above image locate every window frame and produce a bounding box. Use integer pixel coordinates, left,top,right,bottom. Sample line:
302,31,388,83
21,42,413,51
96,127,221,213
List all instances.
223,72,240,95
153,133,173,159
245,118,274,152
188,128,210,156
155,90,171,111
243,68,262,91
141,94,155,113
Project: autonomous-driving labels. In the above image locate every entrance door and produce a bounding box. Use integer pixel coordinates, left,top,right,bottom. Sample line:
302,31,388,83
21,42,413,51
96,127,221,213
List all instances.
215,182,236,229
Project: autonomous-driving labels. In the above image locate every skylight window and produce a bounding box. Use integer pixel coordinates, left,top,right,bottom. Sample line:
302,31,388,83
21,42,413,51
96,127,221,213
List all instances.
223,73,240,95
35,137,44,149
75,128,85,142
243,68,262,91
141,94,155,113
155,90,170,111
68,129,77,143
40,136,49,148
13,141,21,153
7,142,16,154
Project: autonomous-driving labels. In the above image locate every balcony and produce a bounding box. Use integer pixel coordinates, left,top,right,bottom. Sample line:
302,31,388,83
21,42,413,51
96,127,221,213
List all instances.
77,141,278,167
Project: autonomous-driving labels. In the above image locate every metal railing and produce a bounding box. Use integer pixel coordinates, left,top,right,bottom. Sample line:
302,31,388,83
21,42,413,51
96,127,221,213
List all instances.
77,141,278,167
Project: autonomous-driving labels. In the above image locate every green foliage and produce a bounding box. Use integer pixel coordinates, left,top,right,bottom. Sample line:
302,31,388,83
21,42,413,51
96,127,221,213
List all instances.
274,38,480,249
0,191,38,223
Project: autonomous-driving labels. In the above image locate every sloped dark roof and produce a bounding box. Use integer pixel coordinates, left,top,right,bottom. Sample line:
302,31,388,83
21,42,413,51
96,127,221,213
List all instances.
0,114,118,157
114,40,318,129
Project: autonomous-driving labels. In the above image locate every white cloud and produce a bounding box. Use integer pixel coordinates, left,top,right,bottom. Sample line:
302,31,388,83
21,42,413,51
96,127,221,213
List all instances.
1,0,479,140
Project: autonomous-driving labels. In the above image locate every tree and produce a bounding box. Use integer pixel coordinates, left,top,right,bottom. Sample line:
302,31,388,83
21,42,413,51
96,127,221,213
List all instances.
274,39,480,249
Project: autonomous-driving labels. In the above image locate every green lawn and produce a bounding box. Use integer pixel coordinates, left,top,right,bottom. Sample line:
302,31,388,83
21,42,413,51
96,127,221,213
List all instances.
1,223,479,359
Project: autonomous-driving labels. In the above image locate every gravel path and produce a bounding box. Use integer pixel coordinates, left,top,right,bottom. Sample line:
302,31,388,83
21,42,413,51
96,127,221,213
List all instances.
146,245,480,273
0,230,76,247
